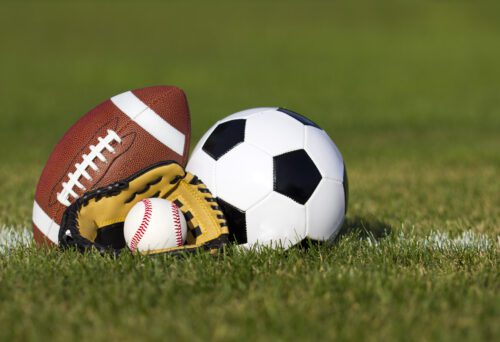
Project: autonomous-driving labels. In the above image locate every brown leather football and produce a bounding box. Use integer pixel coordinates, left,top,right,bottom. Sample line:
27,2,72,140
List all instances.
33,85,191,246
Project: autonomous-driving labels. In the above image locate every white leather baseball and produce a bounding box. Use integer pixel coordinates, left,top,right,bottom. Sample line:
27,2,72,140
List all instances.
124,198,187,253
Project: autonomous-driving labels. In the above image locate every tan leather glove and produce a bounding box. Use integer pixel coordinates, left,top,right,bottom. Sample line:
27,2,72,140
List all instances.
59,161,228,256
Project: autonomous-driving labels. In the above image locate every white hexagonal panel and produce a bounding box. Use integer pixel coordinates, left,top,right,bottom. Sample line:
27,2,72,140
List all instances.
306,178,345,241
304,126,344,181
244,192,306,249
245,110,305,156
186,149,218,197
219,107,276,124
216,143,273,211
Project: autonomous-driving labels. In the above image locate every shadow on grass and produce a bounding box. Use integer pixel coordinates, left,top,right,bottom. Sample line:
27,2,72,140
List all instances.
337,215,392,240
298,215,392,249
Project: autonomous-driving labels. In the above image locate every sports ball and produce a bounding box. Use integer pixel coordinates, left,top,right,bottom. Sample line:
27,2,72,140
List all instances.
33,86,191,246
187,107,348,249
124,198,187,253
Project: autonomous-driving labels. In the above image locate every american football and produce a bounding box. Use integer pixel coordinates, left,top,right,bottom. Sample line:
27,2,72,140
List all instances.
33,86,191,246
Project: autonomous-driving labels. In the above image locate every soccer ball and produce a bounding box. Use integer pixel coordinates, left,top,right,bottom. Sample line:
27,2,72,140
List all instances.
187,107,348,249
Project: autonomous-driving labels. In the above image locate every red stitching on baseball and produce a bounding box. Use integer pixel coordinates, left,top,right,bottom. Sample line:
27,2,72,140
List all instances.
171,203,183,246
130,199,153,252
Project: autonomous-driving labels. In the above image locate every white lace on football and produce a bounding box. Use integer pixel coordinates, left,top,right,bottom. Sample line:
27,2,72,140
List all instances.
57,129,122,206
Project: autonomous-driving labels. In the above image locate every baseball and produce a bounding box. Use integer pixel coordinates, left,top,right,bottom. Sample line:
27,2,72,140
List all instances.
124,198,187,253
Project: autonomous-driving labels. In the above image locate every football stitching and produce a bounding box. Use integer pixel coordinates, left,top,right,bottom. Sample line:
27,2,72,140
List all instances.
53,88,186,204
171,203,183,247
49,121,136,237
91,131,137,189
48,117,120,207
56,129,122,207
49,88,188,208
129,199,153,252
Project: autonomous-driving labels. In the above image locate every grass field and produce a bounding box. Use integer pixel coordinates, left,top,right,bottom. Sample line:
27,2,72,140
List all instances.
0,1,499,341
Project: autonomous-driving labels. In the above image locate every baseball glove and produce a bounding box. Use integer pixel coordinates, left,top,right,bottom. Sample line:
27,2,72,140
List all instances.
59,161,229,256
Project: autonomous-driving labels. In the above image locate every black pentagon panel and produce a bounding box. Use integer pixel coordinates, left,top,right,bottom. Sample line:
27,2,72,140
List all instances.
218,197,247,244
343,163,349,214
277,108,320,129
202,120,246,161
273,150,322,205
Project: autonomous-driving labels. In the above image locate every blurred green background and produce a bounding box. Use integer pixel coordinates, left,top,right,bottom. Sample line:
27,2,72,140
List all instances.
0,1,498,340
1,0,498,231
